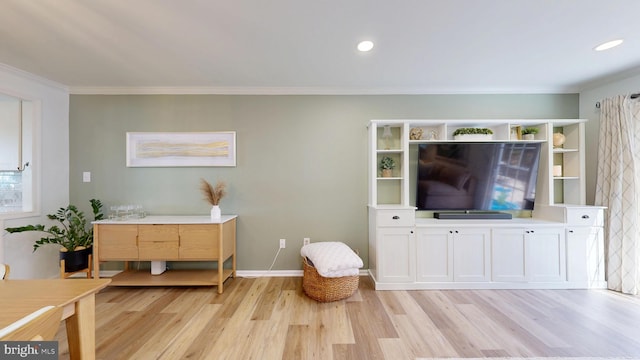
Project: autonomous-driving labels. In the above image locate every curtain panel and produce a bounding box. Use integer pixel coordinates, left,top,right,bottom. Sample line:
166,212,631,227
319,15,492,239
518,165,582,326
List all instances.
595,94,640,295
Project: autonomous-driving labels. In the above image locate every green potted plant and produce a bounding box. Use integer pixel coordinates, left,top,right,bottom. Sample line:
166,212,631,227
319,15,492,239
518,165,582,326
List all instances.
379,156,396,177
452,128,494,140
521,127,539,140
5,199,104,273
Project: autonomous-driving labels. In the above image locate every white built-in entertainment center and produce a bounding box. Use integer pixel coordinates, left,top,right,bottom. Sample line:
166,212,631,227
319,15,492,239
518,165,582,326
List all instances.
368,119,606,290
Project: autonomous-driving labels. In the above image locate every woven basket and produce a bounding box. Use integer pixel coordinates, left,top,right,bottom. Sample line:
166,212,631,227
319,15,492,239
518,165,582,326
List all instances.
302,256,359,302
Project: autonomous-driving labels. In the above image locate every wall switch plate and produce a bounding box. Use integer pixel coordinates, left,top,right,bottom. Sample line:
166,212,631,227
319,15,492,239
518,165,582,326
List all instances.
82,172,91,182
303,237,310,246
279,239,286,248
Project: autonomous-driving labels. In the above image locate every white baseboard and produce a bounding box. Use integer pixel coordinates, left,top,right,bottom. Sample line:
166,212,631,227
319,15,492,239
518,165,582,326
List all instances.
236,269,369,278
93,269,369,278
237,270,303,278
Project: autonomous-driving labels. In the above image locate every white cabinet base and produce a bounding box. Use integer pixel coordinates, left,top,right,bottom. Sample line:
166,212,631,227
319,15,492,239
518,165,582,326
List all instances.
370,280,599,291
368,206,607,291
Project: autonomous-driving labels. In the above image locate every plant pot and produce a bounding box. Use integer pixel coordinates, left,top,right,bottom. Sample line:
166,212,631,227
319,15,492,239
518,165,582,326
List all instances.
453,134,493,141
60,246,92,273
523,134,535,140
381,169,393,177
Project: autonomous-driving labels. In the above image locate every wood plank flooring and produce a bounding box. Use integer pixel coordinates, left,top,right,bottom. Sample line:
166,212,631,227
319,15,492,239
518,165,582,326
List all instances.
54,276,640,359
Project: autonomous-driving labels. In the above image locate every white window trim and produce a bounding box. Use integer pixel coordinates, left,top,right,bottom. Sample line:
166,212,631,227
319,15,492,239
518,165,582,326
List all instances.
0,97,41,220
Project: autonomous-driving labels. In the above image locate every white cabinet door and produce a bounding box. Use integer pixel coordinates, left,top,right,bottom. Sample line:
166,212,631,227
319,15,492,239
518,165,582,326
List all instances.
416,228,453,282
566,226,605,287
527,227,566,282
565,227,589,283
586,226,605,287
378,227,415,282
453,228,491,282
492,228,527,282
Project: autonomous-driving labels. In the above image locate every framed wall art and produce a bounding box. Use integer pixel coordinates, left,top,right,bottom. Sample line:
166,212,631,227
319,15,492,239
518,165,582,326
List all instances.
126,131,236,167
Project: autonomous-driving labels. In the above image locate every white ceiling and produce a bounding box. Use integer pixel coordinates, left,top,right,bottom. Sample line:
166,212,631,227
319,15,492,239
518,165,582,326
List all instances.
1,0,639,94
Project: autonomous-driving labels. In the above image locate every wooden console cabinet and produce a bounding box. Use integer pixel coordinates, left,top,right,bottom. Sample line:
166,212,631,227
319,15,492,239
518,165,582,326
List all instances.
93,215,237,293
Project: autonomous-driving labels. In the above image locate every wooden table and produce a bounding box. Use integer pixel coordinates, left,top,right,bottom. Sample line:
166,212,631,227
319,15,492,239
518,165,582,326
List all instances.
0,279,111,360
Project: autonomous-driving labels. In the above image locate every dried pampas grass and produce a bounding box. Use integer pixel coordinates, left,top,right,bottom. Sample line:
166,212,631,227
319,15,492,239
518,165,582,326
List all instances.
200,178,226,206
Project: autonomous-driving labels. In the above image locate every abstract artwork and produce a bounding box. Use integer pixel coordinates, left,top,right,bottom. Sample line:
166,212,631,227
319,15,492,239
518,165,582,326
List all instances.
126,132,236,167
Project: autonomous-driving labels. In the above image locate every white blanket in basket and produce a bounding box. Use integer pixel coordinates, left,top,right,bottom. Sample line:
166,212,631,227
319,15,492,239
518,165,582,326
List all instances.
301,242,363,278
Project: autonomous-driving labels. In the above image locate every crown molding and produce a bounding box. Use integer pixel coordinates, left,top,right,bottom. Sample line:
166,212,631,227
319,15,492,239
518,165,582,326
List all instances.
69,85,578,95
577,66,640,92
0,63,68,92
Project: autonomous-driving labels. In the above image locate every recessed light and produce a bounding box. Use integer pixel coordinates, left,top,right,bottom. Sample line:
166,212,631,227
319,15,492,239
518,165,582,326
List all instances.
357,40,374,52
594,39,624,51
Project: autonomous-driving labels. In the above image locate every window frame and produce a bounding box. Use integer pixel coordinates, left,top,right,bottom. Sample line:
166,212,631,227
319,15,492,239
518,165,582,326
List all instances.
0,93,41,220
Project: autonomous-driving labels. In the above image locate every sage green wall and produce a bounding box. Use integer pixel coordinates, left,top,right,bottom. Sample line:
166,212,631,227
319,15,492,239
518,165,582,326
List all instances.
69,94,578,271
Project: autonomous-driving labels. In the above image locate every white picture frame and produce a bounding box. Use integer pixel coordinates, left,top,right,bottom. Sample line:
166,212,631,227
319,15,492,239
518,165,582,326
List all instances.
126,131,236,167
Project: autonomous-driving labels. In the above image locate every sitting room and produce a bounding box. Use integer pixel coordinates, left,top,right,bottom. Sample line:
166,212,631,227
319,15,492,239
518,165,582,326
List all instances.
1,1,640,359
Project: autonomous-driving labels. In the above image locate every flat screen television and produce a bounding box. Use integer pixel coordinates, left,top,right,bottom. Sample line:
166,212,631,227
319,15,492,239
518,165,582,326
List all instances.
416,142,542,211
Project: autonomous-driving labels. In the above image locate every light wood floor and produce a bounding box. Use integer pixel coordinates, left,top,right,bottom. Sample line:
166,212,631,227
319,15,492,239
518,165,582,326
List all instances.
54,276,640,359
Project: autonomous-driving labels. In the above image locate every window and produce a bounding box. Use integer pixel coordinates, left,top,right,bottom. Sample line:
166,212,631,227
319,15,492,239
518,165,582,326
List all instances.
0,94,36,216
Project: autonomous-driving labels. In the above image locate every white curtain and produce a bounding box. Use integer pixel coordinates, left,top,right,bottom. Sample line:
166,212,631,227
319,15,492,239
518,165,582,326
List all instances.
595,94,640,295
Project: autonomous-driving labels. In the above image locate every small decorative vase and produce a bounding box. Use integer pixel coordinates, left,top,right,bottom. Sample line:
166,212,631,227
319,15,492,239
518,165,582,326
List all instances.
553,133,566,147
210,205,221,221
381,169,393,177
382,125,393,150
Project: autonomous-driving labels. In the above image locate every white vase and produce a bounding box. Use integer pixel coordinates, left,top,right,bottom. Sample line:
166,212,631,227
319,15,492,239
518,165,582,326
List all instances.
210,205,221,221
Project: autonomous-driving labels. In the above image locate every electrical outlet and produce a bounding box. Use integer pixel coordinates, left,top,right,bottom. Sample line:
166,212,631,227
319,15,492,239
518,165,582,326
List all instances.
279,238,286,249
303,237,310,246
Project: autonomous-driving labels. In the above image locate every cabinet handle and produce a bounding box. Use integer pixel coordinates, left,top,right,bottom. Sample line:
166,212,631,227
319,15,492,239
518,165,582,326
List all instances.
410,230,414,234
449,230,453,234
392,216,400,220
455,230,459,233
569,230,574,233
582,215,590,219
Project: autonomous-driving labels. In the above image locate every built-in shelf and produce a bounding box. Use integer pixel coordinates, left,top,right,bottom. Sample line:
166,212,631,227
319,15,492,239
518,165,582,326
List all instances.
369,119,586,208
368,120,602,291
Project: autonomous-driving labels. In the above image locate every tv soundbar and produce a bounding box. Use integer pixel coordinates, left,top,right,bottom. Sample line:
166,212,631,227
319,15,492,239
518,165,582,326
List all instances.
434,211,512,220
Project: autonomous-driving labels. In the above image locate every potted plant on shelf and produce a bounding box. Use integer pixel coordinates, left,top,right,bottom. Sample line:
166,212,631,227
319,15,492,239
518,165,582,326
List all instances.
452,128,493,140
521,127,539,140
4,199,104,273
380,156,396,177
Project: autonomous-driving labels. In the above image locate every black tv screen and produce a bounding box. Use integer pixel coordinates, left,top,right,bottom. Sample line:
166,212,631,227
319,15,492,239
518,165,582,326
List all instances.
416,142,541,211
